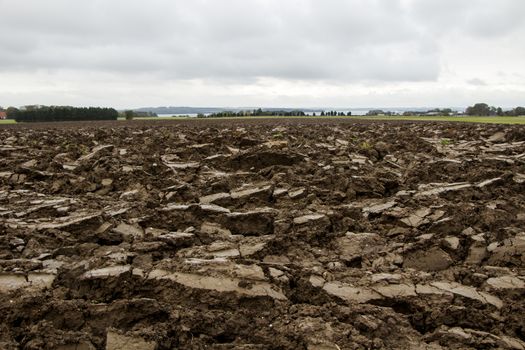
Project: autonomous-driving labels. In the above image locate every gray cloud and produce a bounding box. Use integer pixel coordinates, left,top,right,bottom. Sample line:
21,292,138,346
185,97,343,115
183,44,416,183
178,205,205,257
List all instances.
0,0,524,107
0,0,440,82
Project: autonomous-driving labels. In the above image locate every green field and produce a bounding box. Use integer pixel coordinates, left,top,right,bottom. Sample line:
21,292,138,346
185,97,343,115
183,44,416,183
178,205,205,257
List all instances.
3,115,525,125
162,115,525,124
117,117,161,121
347,115,525,124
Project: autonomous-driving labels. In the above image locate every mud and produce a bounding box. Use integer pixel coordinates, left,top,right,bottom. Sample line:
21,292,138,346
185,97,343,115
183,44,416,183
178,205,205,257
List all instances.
1,118,525,349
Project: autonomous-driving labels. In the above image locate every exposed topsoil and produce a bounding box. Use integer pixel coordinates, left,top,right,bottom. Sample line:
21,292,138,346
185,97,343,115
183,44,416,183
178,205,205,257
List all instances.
1,118,525,349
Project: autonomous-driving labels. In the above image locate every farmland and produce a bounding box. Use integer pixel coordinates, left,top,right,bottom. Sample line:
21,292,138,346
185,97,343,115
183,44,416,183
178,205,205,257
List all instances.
1,118,525,349
351,115,525,124
3,115,525,125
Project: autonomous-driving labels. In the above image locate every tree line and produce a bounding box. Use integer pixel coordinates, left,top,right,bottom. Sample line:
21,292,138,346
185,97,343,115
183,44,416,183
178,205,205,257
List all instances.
319,111,352,116
6,106,119,122
200,109,352,118
201,108,307,118
465,103,525,116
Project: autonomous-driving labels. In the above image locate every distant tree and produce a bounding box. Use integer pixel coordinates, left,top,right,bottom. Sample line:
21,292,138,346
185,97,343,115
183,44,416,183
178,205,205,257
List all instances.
441,108,452,116
347,111,352,116
496,107,504,116
312,112,316,116
366,110,385,116
514,106,525,116
6,107,19,119
320,111,325,116
124,110,134,120
466,103,491,116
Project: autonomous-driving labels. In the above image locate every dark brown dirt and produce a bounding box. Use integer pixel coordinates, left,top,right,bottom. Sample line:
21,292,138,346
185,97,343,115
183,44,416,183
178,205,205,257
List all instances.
1,118,525,349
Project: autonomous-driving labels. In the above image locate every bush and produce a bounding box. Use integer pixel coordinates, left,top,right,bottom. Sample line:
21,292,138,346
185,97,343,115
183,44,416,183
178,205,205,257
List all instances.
124,110,134,120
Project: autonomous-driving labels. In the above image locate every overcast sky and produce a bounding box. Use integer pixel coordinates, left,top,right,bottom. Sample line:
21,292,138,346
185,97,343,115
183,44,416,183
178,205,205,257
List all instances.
1,0,524,109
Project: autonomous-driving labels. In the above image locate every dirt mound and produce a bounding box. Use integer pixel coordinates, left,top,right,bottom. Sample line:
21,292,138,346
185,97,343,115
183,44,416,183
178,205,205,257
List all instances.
1,119,525,349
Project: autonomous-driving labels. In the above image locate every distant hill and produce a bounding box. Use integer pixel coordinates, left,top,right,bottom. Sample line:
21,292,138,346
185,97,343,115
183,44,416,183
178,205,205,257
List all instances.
133,107,230,115
133,106,324,115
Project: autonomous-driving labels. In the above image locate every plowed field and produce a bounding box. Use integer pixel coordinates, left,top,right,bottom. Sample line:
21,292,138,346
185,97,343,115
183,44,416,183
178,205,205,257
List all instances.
1,118,525,349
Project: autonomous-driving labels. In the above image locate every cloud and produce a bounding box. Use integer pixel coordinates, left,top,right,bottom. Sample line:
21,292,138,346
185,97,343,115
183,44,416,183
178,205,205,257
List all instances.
0,0,524,107
467,78,487,86
407,0,525,38
0,0,440,83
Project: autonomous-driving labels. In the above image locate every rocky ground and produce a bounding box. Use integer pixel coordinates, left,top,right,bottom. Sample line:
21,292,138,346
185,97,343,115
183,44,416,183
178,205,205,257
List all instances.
1,118,525,350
